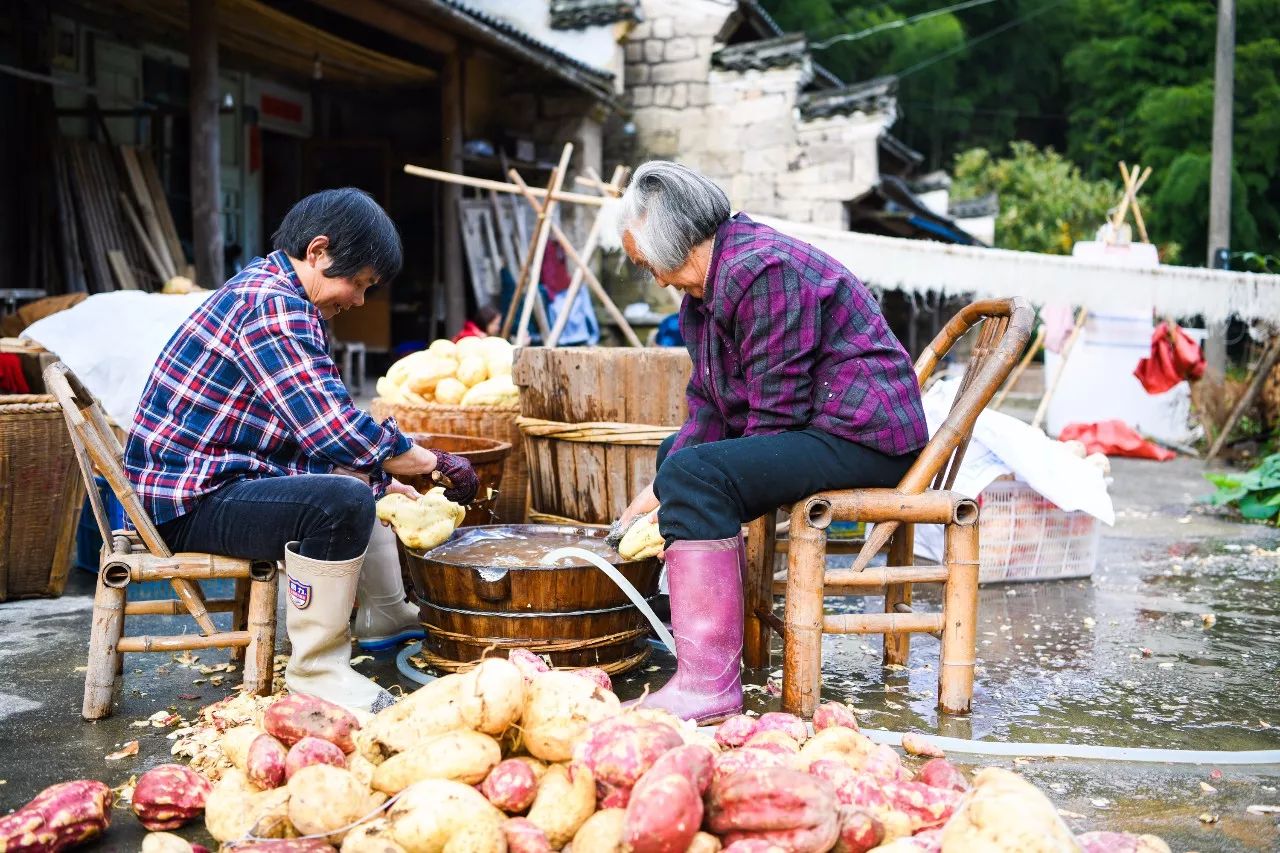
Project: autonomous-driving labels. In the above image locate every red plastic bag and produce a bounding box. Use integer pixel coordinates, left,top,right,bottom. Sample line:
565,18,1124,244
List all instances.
1058,420,1176,461
1134,322,1205,394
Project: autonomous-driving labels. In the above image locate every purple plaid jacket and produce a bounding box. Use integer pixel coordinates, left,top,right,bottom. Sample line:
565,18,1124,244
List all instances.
668,214,927,458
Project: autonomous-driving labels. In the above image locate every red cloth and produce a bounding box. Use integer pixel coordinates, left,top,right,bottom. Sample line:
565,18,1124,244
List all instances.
1058,420,1176,461
451,321,487,343
539,243,572,296
0,353,29,394
1134,322,1205,394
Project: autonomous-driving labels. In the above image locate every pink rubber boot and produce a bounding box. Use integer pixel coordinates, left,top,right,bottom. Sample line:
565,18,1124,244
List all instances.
635,536,744,723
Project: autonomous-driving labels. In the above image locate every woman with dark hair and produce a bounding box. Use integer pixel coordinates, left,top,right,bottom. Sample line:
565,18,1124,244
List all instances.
452,304,503,342
125,188,478,713
615,162,928,723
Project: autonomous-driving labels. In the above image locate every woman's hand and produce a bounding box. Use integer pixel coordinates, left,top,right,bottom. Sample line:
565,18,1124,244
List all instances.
385,478,421,500
384,444,478,505
620,483,659,529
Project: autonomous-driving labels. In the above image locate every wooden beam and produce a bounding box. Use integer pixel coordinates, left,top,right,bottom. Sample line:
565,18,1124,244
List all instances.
304,0,457,57
403,164,607,207
189,0,223,288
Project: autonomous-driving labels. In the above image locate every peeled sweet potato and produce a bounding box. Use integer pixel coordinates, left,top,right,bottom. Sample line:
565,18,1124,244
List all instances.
571,808,627,852
440,819,505,853
205,780,293,843
643,743,715,796
861,745,910,783
502,818,552,853
795,726,876,771
686,833,723,853
361,679,469,764
141,832,207,853
248,734,289,789
811,702,859,733
0,780,113,852
388,779,504,853
341,817,407,853
287,764,367,842
525,764,596,848
623,771,702,853
372,730,501,794
223,724,265,770
753,712,807,744
479,759,538,813
833,806,884,853
572,717,684,792
712,746,790,783
720,842,785,853
742,730,800,755
286,736,347,780
715,714,759,748
508,649,550,682
940,768,1080,851
572,667,613,691
213,842,333,852
707,768,839,850
521,671,620,762
264,694,361,753
1076,831,1171,853
458,657,525,736
900,733,944,759
915,758,969,793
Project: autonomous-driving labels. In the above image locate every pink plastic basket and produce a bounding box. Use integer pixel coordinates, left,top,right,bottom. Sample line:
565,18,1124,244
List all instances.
975,477,1100,583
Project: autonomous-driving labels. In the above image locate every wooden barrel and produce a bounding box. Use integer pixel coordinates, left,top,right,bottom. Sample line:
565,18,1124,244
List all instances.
403,524,661,673
397,433,511,528
369,398,527,522
512,347,692,526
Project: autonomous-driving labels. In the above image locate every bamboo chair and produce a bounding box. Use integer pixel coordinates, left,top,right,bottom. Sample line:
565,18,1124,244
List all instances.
743,297,1035,717
43,362,278,720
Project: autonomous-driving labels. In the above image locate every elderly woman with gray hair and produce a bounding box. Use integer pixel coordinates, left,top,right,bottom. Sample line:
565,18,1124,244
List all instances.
616,161,929,723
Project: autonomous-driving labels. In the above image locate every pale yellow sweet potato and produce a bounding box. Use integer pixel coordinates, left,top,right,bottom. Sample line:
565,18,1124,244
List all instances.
388,779,505,853
287,764,368,843
341,818,408,853
458,657,525,736
571,808,626,851
222,724,264,770
372,730,502,794
940,768,1082,852
526,764,596,848
521,671,620,762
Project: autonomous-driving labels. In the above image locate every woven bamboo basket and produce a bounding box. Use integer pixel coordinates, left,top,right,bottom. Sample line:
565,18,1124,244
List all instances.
513,347,691,526
0,394,86,601
369,398,527,522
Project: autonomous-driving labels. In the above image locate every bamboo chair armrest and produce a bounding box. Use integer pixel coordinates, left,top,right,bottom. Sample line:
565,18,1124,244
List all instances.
797,489,979,528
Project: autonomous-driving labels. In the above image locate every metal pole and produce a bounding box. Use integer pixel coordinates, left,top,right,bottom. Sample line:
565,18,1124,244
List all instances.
1205,0,1235,377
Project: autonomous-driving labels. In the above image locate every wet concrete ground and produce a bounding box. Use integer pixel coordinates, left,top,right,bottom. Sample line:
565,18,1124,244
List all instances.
1,457,1277,850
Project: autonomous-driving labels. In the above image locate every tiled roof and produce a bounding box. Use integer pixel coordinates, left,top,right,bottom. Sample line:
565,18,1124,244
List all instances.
797,75,896,120
711,33,808,72
550,0,640,30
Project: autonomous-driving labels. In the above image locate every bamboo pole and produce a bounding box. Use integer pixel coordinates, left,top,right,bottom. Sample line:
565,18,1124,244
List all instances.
128,559,258,582
118,631,251,653
547,164,625,347
1206,335,1280,460
500,166,556,339
826,563,949,590
824,612,944,635
243,575,279,695
514,145,573,347
403,163,606,207
229,576,251,664
119,191,172,282
125,598,239,616
883,525,916,665
743,514,776,669
781,502,826,718
993,325,1046,409
938,521,980,714
82,571,126,719
1031,307,1089,430
804,491,977,527
510,171,645,348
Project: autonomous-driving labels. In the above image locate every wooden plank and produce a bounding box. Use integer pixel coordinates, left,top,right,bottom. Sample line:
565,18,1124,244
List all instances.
404,164,606,207
106,251,139,290
137,149,185,271
118,193,169,283
119,146,175,279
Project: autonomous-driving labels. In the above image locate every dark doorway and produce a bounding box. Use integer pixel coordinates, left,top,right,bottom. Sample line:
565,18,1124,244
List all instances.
261,129,303,242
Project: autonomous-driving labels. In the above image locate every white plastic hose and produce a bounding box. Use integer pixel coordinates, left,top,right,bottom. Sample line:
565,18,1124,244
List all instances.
542,546,678,655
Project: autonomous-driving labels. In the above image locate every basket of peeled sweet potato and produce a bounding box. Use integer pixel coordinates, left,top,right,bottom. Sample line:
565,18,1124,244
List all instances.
6,649,1174,852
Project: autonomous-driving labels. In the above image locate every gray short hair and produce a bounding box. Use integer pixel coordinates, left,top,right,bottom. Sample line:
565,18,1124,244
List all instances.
619,161,731,273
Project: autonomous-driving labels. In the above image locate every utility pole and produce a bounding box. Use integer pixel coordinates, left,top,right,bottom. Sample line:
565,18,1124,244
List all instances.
1205,0,1235,377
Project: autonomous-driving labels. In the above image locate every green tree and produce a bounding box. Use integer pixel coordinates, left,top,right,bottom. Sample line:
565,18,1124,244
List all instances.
951,141,1117,253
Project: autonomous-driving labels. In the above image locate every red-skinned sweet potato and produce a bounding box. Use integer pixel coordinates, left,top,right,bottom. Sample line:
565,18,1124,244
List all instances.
132,764,213,830
507,649,550,683
753,712,807,744
247,734,288,789
742,731,800,756
572,667,613,690
1076,831,1171,853
284,736,346,781
862,744,910,782
720,819,841,853
643,743,715,796
0,779,113,851
596,779,632,809
479,759,538,813
572,717,683,791
623,772,703,853
708,768,838,841
712,747,790,782
915,758,969,793
811,702,859,733
263,694,360,753
502,817,552,853
900,733,944,759
210,842,334,852
834,805,884,853
714,715,758,748
721,842,785,853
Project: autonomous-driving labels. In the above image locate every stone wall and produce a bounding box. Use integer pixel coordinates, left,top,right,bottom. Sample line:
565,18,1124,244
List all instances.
615,0,892,228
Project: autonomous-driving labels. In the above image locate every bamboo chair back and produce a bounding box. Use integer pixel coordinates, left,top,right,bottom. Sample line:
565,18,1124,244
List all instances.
848,297,1036,571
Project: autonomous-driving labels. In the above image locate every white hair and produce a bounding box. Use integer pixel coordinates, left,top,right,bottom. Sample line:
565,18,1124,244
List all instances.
618,161,731,273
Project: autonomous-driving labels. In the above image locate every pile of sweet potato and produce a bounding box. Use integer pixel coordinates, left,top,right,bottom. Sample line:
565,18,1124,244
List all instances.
1,646,1176,853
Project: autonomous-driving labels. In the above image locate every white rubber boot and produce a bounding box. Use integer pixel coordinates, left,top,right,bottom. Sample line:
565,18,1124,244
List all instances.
283,542,394,713
354,522,424,651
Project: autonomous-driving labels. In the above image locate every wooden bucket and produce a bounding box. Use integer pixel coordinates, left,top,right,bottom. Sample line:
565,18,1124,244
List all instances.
403,524,661,673
369,398,527,522
513,347,692,526
397,432,511,527
0,394,86,601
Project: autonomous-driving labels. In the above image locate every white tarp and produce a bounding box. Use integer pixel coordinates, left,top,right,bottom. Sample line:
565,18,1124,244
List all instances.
22,290,211,426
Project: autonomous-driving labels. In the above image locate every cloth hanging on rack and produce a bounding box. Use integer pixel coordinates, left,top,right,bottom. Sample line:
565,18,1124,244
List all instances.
547,287,600,346
0,354,30,393
1134,321,1206,394
539,244,572,297
1058,420,1176,461
1041,303,1076,353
